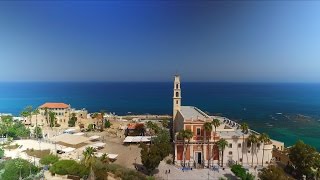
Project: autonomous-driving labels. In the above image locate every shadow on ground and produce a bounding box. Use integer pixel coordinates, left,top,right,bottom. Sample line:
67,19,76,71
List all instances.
224,173,238,180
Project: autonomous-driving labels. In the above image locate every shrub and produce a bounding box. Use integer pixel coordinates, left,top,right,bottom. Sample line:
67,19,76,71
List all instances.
105,163,146,180
166,159,172,164
1,158,39,180
68,116,77,127
50,160,88,177
40,154,59,165
104,120,111,128
231,164,254,180
0,148,4,159
88,124,94,131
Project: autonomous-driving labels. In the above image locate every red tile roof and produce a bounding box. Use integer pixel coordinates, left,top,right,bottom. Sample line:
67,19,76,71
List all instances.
39,102,69,109
127,123,144,130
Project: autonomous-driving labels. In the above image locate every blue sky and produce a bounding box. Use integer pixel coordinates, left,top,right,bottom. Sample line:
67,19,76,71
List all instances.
0,1,320,82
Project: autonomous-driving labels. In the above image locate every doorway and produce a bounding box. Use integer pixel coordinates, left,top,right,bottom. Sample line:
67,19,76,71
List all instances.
195,152,202,164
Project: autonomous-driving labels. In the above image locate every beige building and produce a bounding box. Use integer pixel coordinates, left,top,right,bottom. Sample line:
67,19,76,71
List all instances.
27,102,87,128
173,75,283,168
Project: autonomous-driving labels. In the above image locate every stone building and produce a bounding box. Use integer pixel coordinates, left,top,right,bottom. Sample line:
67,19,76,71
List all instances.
172,75,281,168
27,102,87,128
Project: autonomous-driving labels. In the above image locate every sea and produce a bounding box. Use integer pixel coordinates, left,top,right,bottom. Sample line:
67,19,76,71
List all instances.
0,82,320,150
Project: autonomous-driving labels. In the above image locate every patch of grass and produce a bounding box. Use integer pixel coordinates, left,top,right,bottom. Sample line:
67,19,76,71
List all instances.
3,144,19,150
24,149,50,158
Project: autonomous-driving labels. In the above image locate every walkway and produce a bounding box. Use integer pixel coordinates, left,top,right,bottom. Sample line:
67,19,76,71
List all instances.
155,161,237,180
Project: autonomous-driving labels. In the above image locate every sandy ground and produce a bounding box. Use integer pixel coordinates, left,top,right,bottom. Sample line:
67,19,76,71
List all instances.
39,120,141,169
4,139,66,166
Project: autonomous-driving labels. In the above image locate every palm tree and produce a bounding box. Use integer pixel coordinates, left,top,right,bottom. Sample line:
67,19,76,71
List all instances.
248,134,258,167
217,138,228,167
240,122,249,165
177,129,193,167
21,106,33,126
203,122,212,167
44,107,49,125
100,153,109,164
100,110,105,131
48,111,56,128
32,109,40,139
211,118,220,164
259,133,270,166
83,147,96,180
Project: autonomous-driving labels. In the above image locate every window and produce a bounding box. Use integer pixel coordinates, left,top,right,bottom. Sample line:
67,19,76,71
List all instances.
229,143,232,148
176,100,179,105
228,151,232,155
176,84,179,89
248,150,250,153
247,142,251,148
239,158,242,162
176,92,179,97
196,128,201,136
238,143,242,148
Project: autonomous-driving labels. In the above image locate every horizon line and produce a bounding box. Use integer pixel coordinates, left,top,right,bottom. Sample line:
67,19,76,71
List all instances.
0,81,320,84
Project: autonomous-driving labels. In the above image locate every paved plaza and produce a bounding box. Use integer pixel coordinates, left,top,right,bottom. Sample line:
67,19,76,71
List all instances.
155,161,240,180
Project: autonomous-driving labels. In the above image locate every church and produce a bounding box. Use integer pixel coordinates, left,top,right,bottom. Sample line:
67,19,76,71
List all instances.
172,75,282,168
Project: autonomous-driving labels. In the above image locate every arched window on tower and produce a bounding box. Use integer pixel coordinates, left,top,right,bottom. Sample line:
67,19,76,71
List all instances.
176,100,179,105
176,92,179,97
176,83,179,89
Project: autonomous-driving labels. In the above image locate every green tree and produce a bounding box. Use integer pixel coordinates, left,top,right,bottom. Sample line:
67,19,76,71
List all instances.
88,124,94,131
289,140,318,179
258,133,270,166
231,164,255,180
259,165,292,180
211,118,220,164
33,126,43,139
68,113,77,127
49,111,56,128
217,138,228,167
140,143,161,175
248,134,258,167
161,119,169,128
21,106,33,126
203,122,212,167
1,158,39,180
0,148,4,158
0,116,13,137
146,121,160,135
139,128,171,175
152,129,171,159
240,122,249,165
99,153,109,164
44,107,49,125
177,129,193,167
7,121,30,138
82,147,97,180
32,109,40,138
104,120,111,128
100,110,105,131
315,155,320,180
50,159,88,177
40,154,60,165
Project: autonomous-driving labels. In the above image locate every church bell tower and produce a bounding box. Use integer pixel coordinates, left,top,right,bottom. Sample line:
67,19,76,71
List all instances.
173,75,181,119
